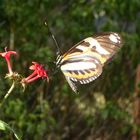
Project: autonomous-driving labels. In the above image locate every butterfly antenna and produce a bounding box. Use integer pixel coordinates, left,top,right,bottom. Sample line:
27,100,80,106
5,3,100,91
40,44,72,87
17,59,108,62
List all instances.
44,20,62,56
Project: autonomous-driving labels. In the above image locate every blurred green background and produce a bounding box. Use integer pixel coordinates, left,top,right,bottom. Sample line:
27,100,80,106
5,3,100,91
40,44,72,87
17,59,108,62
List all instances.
0,0,140,140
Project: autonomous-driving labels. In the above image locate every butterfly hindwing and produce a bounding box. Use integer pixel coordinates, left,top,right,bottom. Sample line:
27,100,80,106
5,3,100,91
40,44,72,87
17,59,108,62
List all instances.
61,56,103,84
64,76,78,93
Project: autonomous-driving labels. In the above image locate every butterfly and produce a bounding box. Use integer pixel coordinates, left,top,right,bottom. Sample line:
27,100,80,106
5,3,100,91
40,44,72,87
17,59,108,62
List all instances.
56,32,122,93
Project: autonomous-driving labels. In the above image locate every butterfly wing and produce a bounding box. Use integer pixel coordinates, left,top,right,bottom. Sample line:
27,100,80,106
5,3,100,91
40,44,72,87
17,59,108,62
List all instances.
64,76,78,93
61,56,103,93
93,32,122,64
61,32,122,66
60,56,103,83
58,32,122,93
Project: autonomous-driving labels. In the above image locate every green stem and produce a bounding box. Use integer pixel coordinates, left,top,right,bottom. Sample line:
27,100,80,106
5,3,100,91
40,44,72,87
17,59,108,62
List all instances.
4,82,15,99
0,82,15,107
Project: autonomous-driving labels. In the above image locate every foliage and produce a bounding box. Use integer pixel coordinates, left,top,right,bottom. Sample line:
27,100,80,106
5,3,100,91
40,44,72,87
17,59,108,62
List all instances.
0,120,21,140
0,0,140,140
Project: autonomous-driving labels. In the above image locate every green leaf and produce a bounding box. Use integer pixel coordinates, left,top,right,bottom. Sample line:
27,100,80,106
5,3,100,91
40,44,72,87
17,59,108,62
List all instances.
0,120,21,140
0,120,6,130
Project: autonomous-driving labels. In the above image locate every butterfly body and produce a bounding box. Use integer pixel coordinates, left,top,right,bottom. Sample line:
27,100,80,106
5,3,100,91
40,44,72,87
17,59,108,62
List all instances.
56,32,122,93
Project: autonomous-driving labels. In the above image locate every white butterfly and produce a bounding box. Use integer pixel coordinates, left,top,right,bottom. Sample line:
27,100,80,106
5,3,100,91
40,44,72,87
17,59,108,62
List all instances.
55,32,122,93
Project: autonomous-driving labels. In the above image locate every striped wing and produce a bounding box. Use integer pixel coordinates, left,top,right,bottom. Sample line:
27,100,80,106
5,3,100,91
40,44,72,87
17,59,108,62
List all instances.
61,57,103,93
58,32,122,93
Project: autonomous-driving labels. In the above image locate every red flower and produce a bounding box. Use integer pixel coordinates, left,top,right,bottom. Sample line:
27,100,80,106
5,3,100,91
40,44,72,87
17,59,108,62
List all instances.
0,48,17,75
22,62,49,83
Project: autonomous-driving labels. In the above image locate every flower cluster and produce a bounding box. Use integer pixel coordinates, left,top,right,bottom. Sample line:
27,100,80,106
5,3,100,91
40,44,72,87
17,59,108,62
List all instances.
0,47,49,88
22,62,49,84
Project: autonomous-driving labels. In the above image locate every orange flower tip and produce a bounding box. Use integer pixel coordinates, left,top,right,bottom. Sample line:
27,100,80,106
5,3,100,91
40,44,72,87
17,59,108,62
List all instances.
29,65,35,70
29,62,40,70
32,61,37,63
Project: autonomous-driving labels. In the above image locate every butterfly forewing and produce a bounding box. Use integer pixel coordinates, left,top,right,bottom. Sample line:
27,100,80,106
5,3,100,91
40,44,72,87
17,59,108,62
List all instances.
93,32,122,63
57,32,122,93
